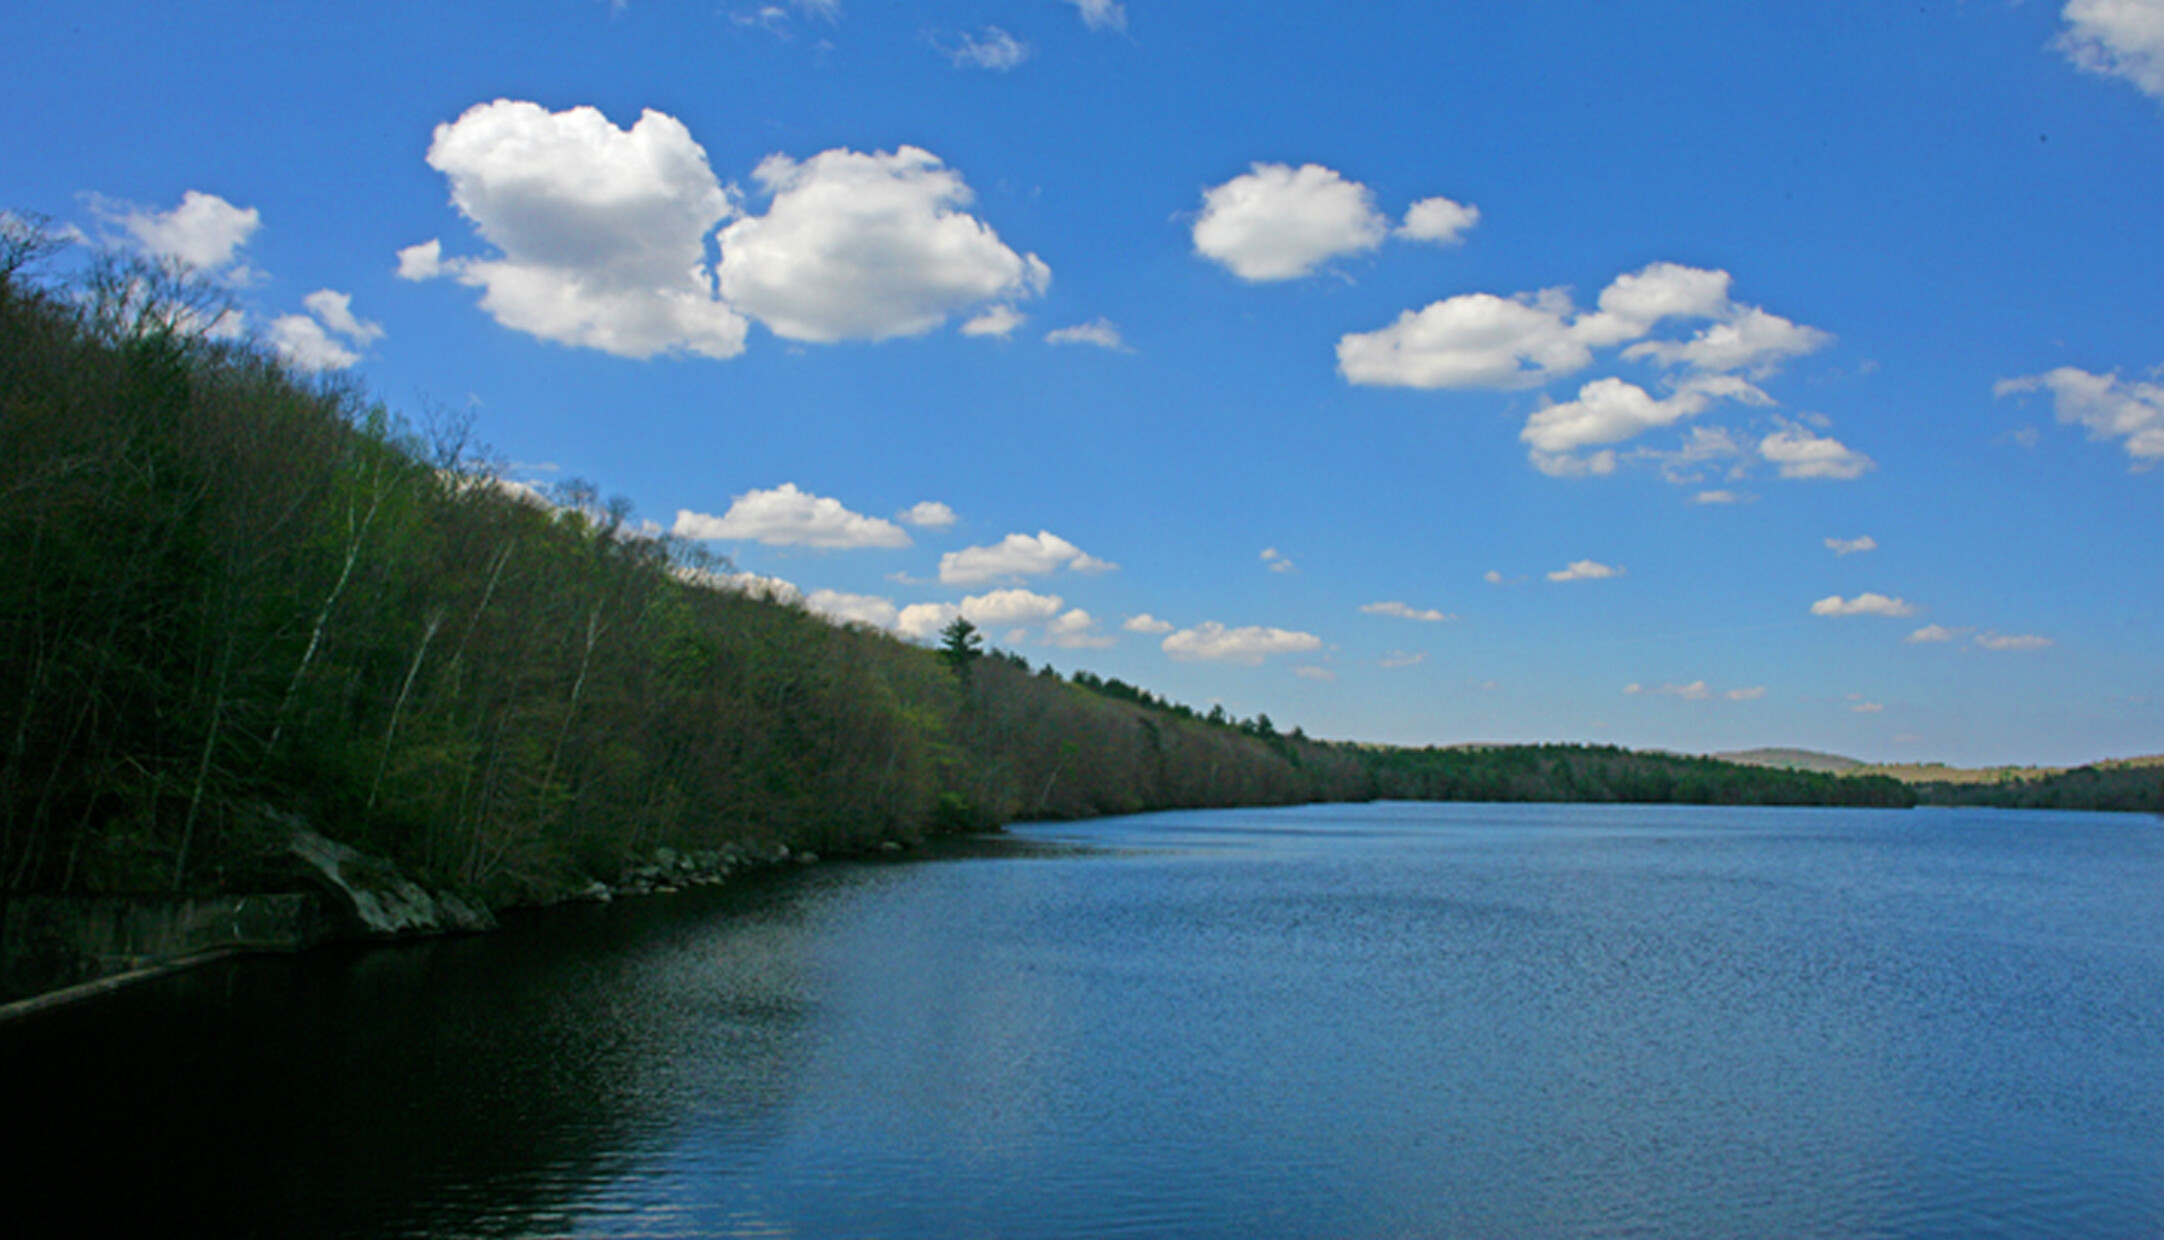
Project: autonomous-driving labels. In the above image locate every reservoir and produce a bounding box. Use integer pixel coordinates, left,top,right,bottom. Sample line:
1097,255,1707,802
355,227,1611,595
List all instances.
4,802,2161,1238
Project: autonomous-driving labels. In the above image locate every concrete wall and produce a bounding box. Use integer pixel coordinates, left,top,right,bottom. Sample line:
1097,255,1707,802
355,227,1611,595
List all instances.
0,894,335,1007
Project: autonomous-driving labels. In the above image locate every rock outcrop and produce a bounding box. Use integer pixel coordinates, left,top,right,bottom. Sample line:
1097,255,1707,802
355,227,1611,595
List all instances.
286,829,497,937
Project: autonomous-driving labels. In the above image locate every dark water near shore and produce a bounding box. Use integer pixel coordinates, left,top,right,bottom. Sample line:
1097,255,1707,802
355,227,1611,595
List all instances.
4,802,2161,1238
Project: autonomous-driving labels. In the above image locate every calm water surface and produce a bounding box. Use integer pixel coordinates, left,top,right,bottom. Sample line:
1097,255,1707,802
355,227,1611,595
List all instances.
4,802,2162,1238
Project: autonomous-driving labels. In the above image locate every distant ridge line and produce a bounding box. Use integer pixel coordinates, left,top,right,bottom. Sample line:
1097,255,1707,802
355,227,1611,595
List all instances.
1712,748,1863,774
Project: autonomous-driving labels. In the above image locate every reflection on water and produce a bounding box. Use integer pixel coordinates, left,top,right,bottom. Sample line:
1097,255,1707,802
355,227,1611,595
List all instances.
4,805,2162,1238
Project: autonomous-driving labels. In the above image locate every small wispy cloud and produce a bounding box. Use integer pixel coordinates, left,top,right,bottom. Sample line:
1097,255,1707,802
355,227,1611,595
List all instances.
1045,318,1129,350
1907,624,1970,644
1361,601,1455,622
1690,489,1753,505
1548,559,1622,582
1060,0,1127,34
945,26,1031,71
1811,592,1917,618
1623,681,1765,703
1825,535,1878,556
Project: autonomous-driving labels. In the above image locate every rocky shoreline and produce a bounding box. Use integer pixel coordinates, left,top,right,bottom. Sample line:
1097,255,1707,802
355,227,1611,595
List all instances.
0,825,912,1020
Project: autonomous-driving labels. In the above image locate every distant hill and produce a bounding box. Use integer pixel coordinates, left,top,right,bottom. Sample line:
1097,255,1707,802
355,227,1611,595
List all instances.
1855,762,2065,786
2098,754,2164,770
1714,748,1863,774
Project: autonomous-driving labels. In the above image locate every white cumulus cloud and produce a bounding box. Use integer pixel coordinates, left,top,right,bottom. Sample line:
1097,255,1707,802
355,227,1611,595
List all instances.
1046,608,1115,648
94,190,261,275
807,589,900,629
939,531,1114,584
413,100,747,359
267,315,359,372
1338,262,1828,392
396,239,443,281
1811,593,1917,618
1337,289,1591,390
303,290,384,347
1162,621,1324,664
960,304,1025,338
1620,305,1831,377
719,145,1049,342
674,483,911,548
890,590,1107,648
1574,262,1737,347
1193,163,1390,282
1519,376,1764,472
896,602,961,640
696,569,805,604
1124,613,1175,634
1396,196,1480,246
897,500,958,529
2058,0,2164,99
962,588,1066,626
268,288,385,372
1826,535,1879,556
1760,424,1876,480
1548,559,1622,582
1996,366,2164,469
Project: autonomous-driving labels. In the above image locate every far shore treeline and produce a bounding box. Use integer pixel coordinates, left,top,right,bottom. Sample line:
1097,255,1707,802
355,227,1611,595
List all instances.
0,221,2136,911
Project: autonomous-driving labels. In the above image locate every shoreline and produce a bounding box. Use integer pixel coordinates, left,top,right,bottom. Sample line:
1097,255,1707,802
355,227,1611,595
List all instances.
0,832,923,1023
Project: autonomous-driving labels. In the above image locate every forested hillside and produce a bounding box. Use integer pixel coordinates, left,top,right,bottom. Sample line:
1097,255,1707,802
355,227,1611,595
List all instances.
1364,743,1915,808
8,219,2115,919
0,222,1367,906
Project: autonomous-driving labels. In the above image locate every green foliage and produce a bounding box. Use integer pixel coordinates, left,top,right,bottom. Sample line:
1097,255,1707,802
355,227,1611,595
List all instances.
1356,744,1915,809
1910,763,2163,813
938,616,984,680
0,241,1372,901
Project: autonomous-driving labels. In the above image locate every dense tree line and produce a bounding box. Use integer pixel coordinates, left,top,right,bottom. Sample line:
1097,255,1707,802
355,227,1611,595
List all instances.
0,224,1366,905
1359,743,1916,809
1910,762,2164,814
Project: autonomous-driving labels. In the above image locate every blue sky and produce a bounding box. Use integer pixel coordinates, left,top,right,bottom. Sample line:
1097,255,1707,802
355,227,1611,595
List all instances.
7,1,2161,765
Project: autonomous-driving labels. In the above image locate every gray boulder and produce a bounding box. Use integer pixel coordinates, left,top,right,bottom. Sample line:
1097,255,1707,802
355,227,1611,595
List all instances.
287,829,497,937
